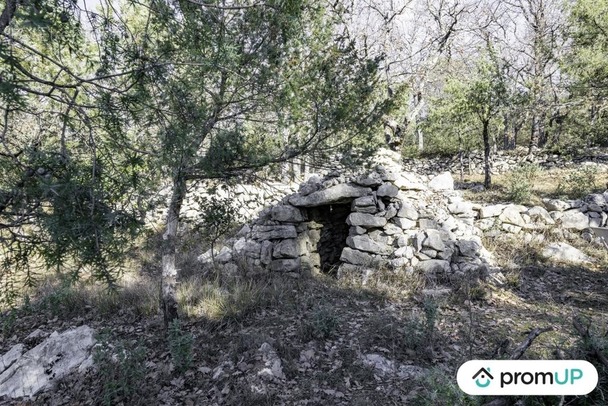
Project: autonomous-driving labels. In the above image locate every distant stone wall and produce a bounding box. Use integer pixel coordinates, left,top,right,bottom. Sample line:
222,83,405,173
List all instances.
402,147,608,176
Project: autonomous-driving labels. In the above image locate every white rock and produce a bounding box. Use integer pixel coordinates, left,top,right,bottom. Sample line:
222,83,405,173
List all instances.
414,259,450,275
498,205,526,227
428,172,454,191
527,206,555,225
560,211,589,230
479,204,506,219
423,230,445,252
257,343,285,380
0,345,23,373
0,326,95,398
541,242,593,265
544,198,569,212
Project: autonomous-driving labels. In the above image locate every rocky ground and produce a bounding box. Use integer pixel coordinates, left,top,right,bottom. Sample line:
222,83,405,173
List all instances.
2,161,608,405
1,231,608,405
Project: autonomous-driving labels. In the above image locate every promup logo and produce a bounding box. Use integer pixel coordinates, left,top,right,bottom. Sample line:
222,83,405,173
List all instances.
457,360,598,396
472,367,494,388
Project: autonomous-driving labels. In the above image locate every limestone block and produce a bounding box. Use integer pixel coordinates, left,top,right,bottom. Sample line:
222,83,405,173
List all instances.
273,239,298,259
383,223,403,235
385,204,398,219
415,259,450,275
420,248,438,258
428,172,454,191
418,219,440,230
498,205,526,227
0,345,23,373
475,218,495,231
346,213,387,228
346,235,391,255
289,184,372,207
541,242,593,265
396,202,419,220
233,238,261,258
270,205,305,222
448,201,473,215
394,246,414,259
560,210,589,230
479,204,506,219
544,198,569,212
502,223,522,234
527,206,555,225
270,258,301,272
393,217,416,230
0,326,95,398
252,225,297,240
260,241,273,265
349,226,367,236
216,246,234,263
455,240,481,257
340,247,375,266
354,172,383,187
377,183,399,198
423,230,445,252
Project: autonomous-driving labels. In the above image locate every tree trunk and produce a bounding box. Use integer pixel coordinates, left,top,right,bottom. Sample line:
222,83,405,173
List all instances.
161,170,187,328
417,127,423,152
529,114,540,153
483,119,491,189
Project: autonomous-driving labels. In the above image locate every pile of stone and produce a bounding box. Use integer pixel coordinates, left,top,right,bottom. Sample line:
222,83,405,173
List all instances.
198,149,495,282
475,192,608,239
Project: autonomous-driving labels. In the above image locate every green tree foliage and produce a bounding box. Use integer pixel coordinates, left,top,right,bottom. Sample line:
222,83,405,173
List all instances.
0,0,389,316
563,0,608,148
423,56,506,186
0,0,155,306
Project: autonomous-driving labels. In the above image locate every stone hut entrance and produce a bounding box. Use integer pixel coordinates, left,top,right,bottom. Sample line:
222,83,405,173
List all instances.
306,204,350,274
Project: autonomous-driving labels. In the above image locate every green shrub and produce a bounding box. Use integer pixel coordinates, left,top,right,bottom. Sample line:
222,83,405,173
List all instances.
93,330,147,406
1,309,17,338
168,319,194,374
556,166,598,198
299,306,339,341
507,163,540,203
38,280,86,318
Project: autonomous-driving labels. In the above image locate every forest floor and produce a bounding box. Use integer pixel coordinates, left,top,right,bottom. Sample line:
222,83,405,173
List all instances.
1,168,608,405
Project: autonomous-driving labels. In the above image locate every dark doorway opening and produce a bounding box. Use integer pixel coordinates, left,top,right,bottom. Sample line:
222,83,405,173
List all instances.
308,203,351,274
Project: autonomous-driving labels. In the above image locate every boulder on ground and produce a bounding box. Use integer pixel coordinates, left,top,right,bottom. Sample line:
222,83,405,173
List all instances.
0,326,95,398
541,242,593,265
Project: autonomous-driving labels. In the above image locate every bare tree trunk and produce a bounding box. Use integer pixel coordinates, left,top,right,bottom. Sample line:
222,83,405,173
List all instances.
417,127,424,152
529,114,540,153
161,170,187,328
483,120,492,188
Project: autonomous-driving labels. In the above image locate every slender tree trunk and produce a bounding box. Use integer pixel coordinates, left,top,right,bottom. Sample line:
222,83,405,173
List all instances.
529,114,540,153
161,169,187,328
417,127,423,152
483,119,491,188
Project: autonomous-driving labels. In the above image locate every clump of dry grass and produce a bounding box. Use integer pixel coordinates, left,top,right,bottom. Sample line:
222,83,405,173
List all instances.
176,273,276,322
337,265,427,301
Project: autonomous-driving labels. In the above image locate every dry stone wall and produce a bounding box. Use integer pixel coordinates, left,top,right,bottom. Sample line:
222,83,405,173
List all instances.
402,147,608,176
199,149,497,283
